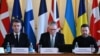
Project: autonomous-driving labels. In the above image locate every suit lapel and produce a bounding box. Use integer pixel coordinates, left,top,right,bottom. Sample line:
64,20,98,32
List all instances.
47,33,51,47
12,33,16,40
12,33,18,47
54,33,58,47
18,33,22,44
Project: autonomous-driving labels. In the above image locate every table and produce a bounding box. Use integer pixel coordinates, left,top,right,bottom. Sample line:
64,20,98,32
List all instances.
0,53,100,56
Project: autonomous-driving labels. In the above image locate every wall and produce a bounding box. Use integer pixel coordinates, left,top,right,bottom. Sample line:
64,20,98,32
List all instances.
6,0,100,32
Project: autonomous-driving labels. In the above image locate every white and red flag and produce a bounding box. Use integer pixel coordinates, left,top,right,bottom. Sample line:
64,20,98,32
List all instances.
90,0,100,46
0,0,10,46
48,0,60,31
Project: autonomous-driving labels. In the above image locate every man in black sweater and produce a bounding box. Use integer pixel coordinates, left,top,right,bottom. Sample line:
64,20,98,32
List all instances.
72,24,98,53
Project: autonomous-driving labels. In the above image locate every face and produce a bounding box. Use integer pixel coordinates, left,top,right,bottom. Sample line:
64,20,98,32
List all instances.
12,22,22,33
49,24,57,35
81,27,89,37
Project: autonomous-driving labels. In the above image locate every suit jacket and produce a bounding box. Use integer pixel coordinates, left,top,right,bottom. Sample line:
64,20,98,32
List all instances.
39,32,65,48
2,33,30,48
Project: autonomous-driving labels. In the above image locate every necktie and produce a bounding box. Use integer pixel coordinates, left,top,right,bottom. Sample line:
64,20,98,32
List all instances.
51,35,54,47
15,34,19,47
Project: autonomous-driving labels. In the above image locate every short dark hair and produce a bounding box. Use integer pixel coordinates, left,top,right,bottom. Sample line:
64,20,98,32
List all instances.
81,24,89,28
49,21,57,26
12,19,22,25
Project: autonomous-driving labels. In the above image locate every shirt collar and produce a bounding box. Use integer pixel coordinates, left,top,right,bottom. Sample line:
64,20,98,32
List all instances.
14,32,20,36
50,33,56,38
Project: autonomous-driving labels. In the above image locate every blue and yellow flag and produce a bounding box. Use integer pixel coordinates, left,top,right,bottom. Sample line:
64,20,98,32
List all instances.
76,0,88,36
62,0,76,44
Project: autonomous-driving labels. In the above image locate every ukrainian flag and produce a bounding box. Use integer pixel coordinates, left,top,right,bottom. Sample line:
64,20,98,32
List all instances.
76,0,88,36
62,0,76,44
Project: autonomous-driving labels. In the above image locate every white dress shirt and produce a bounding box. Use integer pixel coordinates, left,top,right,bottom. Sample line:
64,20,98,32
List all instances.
14,32,20,41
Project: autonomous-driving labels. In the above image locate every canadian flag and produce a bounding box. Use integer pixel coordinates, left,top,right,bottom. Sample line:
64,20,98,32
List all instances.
0,0,10,46
90,0,100,46
48,0,60,31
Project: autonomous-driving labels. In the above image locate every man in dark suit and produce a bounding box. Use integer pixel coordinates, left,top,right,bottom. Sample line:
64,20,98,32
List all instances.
2,19,30,48
39,21,65,50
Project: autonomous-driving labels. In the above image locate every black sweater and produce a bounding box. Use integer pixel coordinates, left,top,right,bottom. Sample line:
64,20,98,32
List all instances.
72,35,98,53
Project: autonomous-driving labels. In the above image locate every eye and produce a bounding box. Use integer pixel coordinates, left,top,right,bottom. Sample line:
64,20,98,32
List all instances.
50,29,56,30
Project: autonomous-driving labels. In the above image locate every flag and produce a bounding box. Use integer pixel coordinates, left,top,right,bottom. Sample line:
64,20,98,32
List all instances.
37,0,47,43
0,0,10,46
90,0,100,46
10,0,22,32
99,1,100,13
62,0,76,44
12,0,22,19
48,0,60,31
24,0,36,49
76,0,88,36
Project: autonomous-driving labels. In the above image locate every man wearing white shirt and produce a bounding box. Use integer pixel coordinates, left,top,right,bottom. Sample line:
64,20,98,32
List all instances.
39,21,64,49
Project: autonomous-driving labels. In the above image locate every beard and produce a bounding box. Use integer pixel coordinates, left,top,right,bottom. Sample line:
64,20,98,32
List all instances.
82,33,88,37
